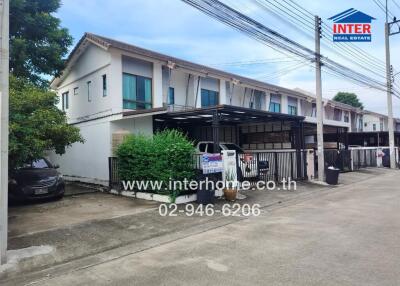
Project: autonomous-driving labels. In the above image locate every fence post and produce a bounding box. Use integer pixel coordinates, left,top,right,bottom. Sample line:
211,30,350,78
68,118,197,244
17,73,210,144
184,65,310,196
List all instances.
290,152,294,180
108,157,112,189
364,149,367,167
274,152,278,182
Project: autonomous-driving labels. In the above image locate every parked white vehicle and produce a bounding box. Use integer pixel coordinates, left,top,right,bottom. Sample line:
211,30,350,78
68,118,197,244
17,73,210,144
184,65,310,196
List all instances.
194,141,269,179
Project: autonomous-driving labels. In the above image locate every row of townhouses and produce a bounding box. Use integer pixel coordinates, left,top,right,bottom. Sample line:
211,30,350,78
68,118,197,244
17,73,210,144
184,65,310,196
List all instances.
49,33,400,185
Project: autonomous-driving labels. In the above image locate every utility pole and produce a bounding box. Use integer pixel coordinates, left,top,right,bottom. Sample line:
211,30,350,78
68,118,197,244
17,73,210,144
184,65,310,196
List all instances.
315,15,325,181
0,0,9,265
385,0,397,169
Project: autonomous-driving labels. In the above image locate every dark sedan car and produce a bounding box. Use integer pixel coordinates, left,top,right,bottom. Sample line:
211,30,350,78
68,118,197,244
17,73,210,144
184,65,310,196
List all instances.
9,158,65,201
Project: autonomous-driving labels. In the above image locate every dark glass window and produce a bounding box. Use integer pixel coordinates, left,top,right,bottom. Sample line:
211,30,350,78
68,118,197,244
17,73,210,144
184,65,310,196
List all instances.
22,159,51,169
251,90,263,110
311,103,317,117
288,105,297,115
168,87,175,105
123,73,152,110
207,143,221,153
269,102,281,113
198,143,207,152
344,113,349,122
62,91,69,110
87,81,92,102
102,74,107,97
201,89,219,107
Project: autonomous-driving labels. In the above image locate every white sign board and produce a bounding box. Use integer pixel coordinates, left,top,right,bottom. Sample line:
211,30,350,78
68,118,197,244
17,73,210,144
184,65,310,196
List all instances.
202,153,223,174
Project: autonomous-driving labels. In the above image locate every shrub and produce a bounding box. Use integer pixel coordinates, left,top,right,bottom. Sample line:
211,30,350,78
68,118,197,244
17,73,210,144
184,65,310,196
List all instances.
116,129,195,196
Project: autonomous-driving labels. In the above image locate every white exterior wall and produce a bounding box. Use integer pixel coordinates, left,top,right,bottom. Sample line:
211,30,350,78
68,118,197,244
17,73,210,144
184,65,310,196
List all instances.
57,45,121,124
110,116,153,136
363,113,384,132
48,119,112,185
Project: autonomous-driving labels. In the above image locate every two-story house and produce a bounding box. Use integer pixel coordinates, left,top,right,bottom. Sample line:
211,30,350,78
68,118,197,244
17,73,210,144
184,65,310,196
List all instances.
49,33,359,185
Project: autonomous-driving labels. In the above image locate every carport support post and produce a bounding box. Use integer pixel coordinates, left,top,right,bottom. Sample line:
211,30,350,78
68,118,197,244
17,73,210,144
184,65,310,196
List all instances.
212,111,220,153
315,15,325,181
0,0,9,264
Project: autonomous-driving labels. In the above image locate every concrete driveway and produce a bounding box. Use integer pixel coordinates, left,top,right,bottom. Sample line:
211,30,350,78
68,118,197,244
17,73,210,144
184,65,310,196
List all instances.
2,168,400,285
8,183,158,238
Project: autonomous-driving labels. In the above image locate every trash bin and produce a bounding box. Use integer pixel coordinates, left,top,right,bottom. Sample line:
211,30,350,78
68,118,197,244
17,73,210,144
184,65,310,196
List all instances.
326,166,340,185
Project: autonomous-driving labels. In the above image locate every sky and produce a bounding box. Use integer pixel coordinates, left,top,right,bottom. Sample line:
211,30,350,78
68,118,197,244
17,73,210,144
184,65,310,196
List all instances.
57,0,400,117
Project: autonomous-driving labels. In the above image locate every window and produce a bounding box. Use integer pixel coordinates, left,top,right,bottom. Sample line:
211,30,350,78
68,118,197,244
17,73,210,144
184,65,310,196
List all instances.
344,112,349,123
87,81,92,102
250,90,263,110
380,118,384,131
373,124,377,131
73,87,79,95
206,143,221,153
311,103,317,117
269,102,281,113
62,91,69,110
198,143,207,152
201,89,219,107
359,119,363,131
102,74,107,97
123,73,152,110
288,105,297,115
333,108,342,121
168,87,175,105
288,97,298,115
22,159,51,169
269,93,281,113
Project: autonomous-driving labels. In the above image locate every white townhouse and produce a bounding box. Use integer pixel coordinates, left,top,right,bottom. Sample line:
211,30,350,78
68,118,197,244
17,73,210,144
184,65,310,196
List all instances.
49,33,359,185
360,110,400,132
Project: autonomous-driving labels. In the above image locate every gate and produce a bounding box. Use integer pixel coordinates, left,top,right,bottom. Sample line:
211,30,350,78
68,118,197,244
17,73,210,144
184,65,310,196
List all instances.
323,149,352,172
108,157,120,189
351,148,378,170
237,151,307,183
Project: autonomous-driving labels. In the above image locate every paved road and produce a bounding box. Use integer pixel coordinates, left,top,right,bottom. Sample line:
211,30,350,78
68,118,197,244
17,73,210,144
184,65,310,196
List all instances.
19,169,399,286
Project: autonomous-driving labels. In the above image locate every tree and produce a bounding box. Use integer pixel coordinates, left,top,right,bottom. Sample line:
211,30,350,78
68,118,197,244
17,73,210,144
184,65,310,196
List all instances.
332,92,364,109
10,0,73,86
9,76,84,169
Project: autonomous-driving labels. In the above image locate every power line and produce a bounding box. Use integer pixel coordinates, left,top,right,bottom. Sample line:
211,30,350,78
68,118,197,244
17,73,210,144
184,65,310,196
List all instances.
209,57,297,67
251,0,387,78
285,0,388,69
181,0,400,99
393,0,400,11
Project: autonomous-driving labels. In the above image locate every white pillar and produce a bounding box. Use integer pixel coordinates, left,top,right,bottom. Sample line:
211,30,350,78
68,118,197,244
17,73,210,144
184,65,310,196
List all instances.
265,92,271,111
281,94,288,114
110,51,123,113
297,98,302,116
219,79,227,105
152,62,163,108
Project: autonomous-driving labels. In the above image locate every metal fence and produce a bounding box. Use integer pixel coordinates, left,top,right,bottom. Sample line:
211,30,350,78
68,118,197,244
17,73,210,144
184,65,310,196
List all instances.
236,151,307,183
323,149,352,172
108,157,120,189
109,150,308,189
351,148,377,170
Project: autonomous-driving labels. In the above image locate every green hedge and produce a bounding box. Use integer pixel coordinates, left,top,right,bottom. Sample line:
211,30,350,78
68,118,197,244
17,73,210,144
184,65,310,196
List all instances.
116,129,195,196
